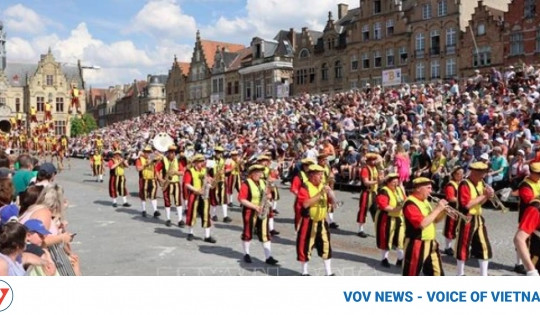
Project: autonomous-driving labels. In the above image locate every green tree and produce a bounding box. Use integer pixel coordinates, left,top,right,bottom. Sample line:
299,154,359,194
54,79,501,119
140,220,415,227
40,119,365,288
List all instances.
70,114,98,137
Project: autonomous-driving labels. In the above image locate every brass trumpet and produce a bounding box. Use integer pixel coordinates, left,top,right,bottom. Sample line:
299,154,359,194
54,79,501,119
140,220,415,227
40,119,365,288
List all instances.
430,196,471,224
483,182,509,213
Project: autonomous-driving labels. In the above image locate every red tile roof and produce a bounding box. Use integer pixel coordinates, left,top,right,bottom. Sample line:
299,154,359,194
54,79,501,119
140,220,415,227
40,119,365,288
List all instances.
200,40,245,68
176,62,190,76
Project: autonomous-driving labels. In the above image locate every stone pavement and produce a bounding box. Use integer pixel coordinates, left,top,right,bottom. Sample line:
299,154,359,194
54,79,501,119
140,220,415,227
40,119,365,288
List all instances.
59,158,521,276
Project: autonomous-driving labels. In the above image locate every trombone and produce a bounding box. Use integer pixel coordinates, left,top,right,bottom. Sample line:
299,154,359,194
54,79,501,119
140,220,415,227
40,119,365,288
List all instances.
430,196,471,224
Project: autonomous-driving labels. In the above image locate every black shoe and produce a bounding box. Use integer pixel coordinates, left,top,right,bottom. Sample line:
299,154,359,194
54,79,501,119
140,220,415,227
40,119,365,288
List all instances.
178,220,185,228
273,209,280,215
243,254,252,263
142,211,147,218
381,258,391,268
211,215,218,222
204,236,217,243
187,234,194,241
112,203,117,208
123,202,131,207
443,248,455,256
165,220,171,227
223,216,232,223
357,231,368,238
228,203,234,207
329,222,339,229
328,273,336,276
396,259,403,267
270,230,280,236
513,264,526,275
100,179,104,183
265,256,279,265
301,273,311,276
153,211,161,218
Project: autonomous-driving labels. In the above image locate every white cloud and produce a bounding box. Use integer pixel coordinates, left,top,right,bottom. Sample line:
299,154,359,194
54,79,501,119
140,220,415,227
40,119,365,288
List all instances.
128,0,197,40
2,4,61,35
203,0,359,41
5,37,36,61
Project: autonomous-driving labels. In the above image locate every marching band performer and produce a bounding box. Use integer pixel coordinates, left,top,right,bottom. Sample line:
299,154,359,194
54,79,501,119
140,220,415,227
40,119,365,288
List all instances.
291,158,315,230
514,199,540,276
70,84,81,113
135,145,160,219
44,101,52,121
210,146,232,223
30,105,37,123
296,164,335,276
156,145,184,227
95,135,104,153
90,150,104,182
402,177,447,276
318,152,339,229
238,164,278,265
514,162,540,274
455,162,494,276
441,166,464,256
375,173,406,268
257,155,280,236
184,154,216,243
357,152,382,238
108,150,131,208
225,150,242,206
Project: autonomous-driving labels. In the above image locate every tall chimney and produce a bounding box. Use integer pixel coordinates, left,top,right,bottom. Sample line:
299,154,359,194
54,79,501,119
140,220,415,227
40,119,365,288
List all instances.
338,3,349,19
289,28,296,50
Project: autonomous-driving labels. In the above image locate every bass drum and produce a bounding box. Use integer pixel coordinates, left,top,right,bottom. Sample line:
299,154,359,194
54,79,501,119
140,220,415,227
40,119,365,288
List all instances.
0,120,11,133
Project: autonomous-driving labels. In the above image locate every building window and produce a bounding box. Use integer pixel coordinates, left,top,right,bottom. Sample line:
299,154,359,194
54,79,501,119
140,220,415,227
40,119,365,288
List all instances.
54,120,66,135
56,97,64,112
362,52,370,69
245,84,251,99
431,60,440,79
15,98,20,112
416,33,425,58
446,58,456,77
296,69,308,85
399,47,408,64
218,78,224,93
374,51,382,68
438,0,447,17
234,81,239,94
266,84,273,97
299,48,310,59
46,75,53,86
387,48,395,67
374,22,382,40
477,23,486,36
510,32,524,56
37,96,45,112
321,63,329,81
416,62,425,81
536,28,540,52
446,28,456,53
212,79,218,93
227,82,232,95
422,4,432,20
525,0,536,19
362,25,370,41
350,80,358,90
335,60,343,79
255,80,262,99
309,68,316,83
0,97,4,106
374,0,381,14
386,19,394,36
473,47,491,67
351,55,359,71
430,30,440,55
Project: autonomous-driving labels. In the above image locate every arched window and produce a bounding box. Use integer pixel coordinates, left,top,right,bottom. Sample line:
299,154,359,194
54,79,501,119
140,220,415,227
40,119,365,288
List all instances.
321,63,329,81
334,60,342,79
299,48,310,59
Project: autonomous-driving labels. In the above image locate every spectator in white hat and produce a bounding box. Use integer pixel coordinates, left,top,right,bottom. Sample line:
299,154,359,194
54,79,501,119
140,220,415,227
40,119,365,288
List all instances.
486,147,508,189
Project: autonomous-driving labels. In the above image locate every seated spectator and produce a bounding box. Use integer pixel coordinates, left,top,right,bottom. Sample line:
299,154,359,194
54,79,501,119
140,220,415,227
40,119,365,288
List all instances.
509,150,530,190
340,146,359,183
486,147,509,189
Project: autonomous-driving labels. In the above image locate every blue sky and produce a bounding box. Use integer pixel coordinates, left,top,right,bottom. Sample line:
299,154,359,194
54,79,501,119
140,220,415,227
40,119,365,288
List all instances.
0,0,357,87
